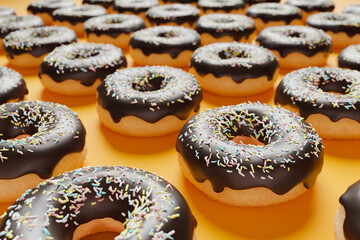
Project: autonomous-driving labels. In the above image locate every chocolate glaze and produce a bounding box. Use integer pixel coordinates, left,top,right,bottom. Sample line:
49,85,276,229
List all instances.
195,14,255,41
84,14,145,38
0,15,44,39
0,67,28,104
146,4,200,26
343,4,360,15
27,0,75,15
52,5,107,26
285,0,334,13
245,0,280,5
338,44,360,71
0,166,197,240
3,26,77,58
190,42,278,83
275,67,360,123
340,180,360,240
246,3,302,24
0,6,15,17
97,66,202,123
39,43,127,86
0,101,86,179
162,0,197,3
176,103,324,194
307,12,360,38
130,26,201,59
198,0,245,13
256,25,332,58
83,0,114,9
113,0,159,15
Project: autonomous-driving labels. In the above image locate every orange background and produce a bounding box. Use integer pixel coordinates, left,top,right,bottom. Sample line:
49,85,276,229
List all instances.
0,0,360,239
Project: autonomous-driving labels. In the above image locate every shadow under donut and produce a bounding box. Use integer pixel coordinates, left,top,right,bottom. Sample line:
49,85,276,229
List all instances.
322,139,360,159
41,89,97,107
5,63,39,77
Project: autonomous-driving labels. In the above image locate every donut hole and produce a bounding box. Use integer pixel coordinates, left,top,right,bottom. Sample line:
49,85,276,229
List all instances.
71,48,100,59
164,7,180,12
326,15,345,22
218,48,249,59
106,19,123,24
231,135,265,146
213,18,235,23
132,74,168,92
157,31,177,38
316,76,350,95
286,31,303,38
31,29,56,38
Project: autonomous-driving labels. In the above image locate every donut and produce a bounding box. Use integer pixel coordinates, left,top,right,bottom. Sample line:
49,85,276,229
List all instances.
256,25,332,69
97,66,202,137
0,6,15,17
39,43,127,96
0,66,28,104
145,4,200,28
0,100,86,203
244,0,280,9
0,166,197,239
275,67,360,139
82,0,114,11
338,44,360,71
52,5,107,37
197,0,245,14
84,14,145,49
246,3,303,31
176,102,324,206
3,26,77,68
335,180,360,240
129,26,201,67
307,12,360,50
0,15,44,52
27,0,75,25
285,0,335,21
189,42,279,97
343,4,360,15
161,0,197,5
112,0,159,20
195,13,256,45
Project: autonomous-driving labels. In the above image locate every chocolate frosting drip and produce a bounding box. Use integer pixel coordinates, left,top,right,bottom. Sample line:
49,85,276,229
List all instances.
190,42,278,82
0,6,15,17
39,43,127,86
0,15,44,39
3,26,77,58
97,66,202,123
285,0,334,13
27,0,75,15
0,67,28,104
146,4,200,26
245,0,280,5
0,166,197,240
338,44,360,71
130,26,200,58
340,180,360,240
52,5,107,25
198,0,245,13
343,4,360,15
0,101,86,179
256,25,332,57
275,67,360,123
84,14,145,38
195,14,255,41
113,0,159,15
83,0,114,9
176,103,324,194
307,12,360,38
246,3,302,24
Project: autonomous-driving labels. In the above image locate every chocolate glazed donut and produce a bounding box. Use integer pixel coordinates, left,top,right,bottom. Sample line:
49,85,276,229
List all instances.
0,15,44,39
338,44,360,71
197,0,245,14
0,166,197,240
0,66,28,104
27,0,75,16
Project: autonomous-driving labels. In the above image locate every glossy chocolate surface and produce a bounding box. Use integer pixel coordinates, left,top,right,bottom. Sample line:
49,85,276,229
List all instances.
285,0,334,13
113,0,159,15
0,67,28,104
338,44,360,71
27,0,75,15
198,0,245,13
146,4,200,26
52,5,107,25
246,3,302,24
0,15,44,39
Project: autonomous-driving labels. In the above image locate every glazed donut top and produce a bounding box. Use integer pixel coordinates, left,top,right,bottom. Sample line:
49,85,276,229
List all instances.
338,44,360,71
195,14,255,41
343,4,360,15
198,0,245,13
246,3,302,24
285,0,335,13
52,5,107,25
97,66,203,123
145,4,200,26
113,0,159,15
3,26,77,58
0,15,44,39
190,42,279,82
84,14,146,38
275,67,360,122
256,25,332,57
340,180,360,240
0,166,197,239
0,101,86,180
307,12,360,37
0,6,15,17
27,0,76,15
0,66,28,104
83,0,114,9
176,102,324,194
130,26,201,58
39,43,127,86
